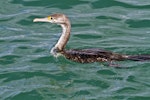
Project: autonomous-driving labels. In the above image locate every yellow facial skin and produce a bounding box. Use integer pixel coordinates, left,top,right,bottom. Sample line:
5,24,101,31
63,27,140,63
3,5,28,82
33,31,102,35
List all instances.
47,16,52,21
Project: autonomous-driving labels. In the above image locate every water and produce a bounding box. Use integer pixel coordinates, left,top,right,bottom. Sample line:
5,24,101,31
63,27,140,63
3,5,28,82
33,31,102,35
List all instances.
0,0,150,100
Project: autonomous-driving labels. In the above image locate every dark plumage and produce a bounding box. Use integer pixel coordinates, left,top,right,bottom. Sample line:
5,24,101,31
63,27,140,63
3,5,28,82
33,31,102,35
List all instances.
62,49,126,63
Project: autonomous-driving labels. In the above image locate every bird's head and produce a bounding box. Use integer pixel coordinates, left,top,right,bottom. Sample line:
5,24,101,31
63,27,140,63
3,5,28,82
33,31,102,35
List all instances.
33,13,71,54
33,13,69,25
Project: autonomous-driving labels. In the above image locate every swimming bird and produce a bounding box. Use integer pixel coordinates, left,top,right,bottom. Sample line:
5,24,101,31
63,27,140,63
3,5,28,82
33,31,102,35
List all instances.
33,13,150,64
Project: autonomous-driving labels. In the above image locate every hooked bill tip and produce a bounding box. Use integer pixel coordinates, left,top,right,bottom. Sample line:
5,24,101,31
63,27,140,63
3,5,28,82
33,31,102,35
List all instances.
33,18,38,22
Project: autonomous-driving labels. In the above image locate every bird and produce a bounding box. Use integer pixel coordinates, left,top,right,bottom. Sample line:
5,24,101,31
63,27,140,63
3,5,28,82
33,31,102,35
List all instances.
33,13,150,64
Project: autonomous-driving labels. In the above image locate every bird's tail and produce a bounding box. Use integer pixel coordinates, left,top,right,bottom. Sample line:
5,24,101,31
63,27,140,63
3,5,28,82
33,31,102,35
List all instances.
127,55,150,61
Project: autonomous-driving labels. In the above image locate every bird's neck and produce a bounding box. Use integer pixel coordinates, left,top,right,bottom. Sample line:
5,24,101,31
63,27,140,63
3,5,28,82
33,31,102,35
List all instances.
54,22,71,51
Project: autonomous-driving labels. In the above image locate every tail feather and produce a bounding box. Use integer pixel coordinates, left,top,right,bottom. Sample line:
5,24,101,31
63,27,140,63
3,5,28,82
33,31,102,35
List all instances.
127,55,150,61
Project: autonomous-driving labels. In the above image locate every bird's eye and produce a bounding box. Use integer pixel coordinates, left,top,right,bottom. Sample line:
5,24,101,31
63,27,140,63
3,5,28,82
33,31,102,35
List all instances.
47,16,53,20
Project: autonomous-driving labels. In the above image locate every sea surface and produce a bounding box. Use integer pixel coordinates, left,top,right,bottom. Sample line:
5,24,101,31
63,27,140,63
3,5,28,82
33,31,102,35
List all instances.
0,0,150,100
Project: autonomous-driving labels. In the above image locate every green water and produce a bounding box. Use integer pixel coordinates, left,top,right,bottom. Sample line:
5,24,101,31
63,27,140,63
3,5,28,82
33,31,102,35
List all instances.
0,0,150,100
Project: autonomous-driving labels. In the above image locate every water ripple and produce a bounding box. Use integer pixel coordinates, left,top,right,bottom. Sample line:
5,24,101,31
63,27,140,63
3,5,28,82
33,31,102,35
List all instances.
0,0,150,100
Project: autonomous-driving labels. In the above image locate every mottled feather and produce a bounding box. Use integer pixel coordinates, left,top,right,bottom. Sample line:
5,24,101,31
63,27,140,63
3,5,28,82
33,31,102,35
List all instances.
62,48,127,63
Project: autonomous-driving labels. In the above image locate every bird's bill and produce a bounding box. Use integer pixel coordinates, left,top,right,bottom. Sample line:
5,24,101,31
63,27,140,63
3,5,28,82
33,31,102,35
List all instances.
33,18,48,22
33,16,51,22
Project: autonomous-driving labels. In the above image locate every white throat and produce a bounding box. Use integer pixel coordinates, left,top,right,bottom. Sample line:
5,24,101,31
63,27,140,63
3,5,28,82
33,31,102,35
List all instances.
50,23,71,57
54,24,68,49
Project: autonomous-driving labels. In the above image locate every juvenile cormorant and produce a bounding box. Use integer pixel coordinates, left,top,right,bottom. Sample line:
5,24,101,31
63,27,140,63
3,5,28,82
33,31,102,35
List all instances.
33,13,150,64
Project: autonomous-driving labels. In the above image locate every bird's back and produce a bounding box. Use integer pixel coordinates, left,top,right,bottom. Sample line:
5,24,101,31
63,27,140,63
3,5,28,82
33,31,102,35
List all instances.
62,48,126,63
